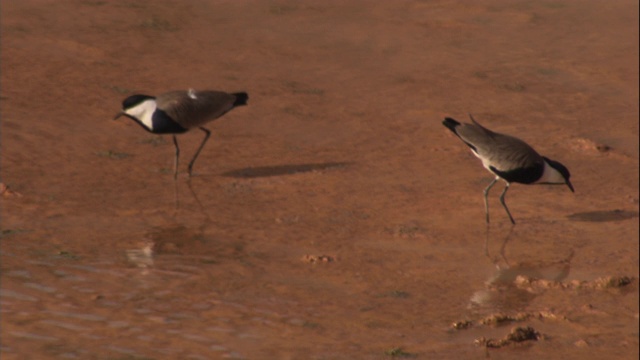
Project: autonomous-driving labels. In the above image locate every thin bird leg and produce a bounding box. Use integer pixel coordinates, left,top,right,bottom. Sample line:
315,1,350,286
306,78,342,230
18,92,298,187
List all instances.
173,175,180,213
499,182,516,225
172,135,180,180
187,127,211,177
483,177,499,224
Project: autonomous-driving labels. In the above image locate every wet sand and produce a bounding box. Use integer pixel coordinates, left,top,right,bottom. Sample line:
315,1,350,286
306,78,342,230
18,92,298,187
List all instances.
1,1,638,359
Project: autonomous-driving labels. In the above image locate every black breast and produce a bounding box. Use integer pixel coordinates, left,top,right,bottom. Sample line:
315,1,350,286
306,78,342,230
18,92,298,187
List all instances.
151,109,188,134
489,162,544,184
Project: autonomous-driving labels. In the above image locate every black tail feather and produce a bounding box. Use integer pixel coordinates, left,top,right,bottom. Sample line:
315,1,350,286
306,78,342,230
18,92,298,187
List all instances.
232,92,249,107
442,117,461,133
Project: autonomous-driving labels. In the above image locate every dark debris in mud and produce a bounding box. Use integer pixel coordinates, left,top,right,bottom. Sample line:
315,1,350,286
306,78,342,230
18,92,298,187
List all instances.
301,254,335,263
514,275,635,292
480,311,563,326
452,310,564,330
475,326,542,348
385,347,417,358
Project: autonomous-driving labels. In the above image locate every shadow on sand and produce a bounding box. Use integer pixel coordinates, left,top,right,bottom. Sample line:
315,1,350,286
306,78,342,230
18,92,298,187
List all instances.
567,209,638,222
221,162,352,178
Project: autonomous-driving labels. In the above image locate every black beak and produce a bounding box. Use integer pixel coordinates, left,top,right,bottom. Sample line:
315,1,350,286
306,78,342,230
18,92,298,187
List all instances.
566,180,575,193
113,111,124,120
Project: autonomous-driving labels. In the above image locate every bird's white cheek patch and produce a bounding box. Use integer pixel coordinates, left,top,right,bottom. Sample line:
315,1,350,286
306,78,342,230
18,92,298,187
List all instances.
536,161,565,184
125,100,157,131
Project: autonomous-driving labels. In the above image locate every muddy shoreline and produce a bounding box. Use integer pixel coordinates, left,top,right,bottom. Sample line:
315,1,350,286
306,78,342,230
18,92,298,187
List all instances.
2,1,638,359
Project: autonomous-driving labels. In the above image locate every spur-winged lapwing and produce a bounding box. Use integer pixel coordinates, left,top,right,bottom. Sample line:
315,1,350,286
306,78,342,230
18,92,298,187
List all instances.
114,89,248,178
442,115,573,224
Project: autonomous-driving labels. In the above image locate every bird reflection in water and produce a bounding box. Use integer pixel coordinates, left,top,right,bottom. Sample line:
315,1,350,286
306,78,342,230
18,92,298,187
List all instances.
470,224,574,312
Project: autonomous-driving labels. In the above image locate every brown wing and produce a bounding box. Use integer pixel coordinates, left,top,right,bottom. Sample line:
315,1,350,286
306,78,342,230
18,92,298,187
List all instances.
456,120,543,171
156,90,237,129
487,133,544,172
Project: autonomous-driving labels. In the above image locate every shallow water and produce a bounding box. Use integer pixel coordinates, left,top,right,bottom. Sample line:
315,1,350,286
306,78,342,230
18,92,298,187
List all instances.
2,0,639,359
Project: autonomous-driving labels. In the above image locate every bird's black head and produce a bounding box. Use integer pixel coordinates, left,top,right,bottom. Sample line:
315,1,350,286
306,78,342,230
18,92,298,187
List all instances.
121,94,155,110
543,157,574,192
